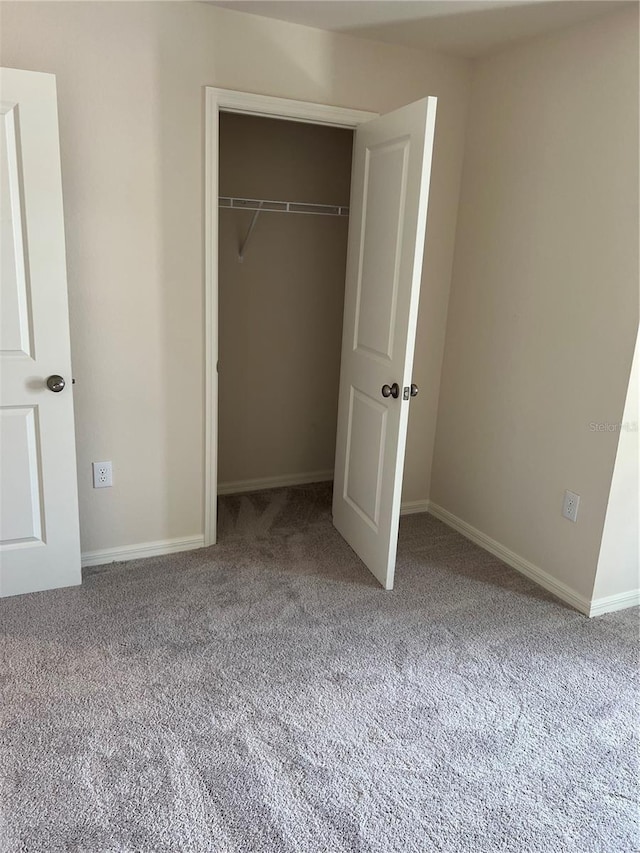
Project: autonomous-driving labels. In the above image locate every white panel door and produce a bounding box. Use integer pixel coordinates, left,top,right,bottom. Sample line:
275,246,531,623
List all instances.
333,97,437,589
0,68,81,597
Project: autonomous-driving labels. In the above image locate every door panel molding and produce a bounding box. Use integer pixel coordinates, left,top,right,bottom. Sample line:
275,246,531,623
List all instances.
352,137,410,361
1,101,34,359
343,387,387,530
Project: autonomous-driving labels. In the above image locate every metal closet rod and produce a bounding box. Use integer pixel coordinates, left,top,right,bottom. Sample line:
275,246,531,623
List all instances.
219,196,350,262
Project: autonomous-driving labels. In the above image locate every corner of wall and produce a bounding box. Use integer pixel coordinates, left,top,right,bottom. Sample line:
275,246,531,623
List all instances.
591,328,640,611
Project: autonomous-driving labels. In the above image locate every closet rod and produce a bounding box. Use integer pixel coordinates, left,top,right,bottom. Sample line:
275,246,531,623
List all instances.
220,197,350,262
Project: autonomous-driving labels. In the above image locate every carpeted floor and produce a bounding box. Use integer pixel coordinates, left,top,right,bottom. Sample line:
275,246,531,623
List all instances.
1,483,638,852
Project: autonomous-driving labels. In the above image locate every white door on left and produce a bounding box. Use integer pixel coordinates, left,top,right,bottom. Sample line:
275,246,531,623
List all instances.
0,68,81,597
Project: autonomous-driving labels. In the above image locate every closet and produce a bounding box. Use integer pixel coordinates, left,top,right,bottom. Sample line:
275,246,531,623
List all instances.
217,112,354,497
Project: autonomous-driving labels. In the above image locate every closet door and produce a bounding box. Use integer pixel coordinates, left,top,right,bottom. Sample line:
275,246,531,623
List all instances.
332,97,437,590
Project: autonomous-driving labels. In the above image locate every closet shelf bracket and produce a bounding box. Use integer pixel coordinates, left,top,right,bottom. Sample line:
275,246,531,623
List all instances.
238,203,262,263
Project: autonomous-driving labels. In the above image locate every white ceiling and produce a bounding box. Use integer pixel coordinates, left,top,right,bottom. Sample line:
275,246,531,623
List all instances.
208,1,633,58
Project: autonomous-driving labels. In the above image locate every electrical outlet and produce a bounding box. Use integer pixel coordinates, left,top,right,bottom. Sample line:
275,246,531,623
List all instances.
92,461,113,489
562,489,580,523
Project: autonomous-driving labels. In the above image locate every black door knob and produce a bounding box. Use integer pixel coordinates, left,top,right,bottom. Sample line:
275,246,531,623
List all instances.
410,384,419,397
46,375,66,393
382,383,400,399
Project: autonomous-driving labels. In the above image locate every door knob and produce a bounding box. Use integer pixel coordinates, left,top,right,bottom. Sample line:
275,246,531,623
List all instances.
381,383,400,399
46,375,66,393
410,384,419,397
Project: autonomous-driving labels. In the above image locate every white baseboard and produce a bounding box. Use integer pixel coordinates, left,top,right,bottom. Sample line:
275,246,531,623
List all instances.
81,535,205,568
428,502,592,615
217,470,333,495
400,500,430,516
80,492,431,569
219,472,430,516
588,589,640,617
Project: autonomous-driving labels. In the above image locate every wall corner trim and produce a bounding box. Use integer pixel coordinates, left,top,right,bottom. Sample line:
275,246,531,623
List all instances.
588,589,640,617
81,535,205,568
400,499,431,516
428,502,592,615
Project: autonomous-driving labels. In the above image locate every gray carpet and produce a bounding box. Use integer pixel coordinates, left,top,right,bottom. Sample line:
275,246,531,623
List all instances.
1,483,638,853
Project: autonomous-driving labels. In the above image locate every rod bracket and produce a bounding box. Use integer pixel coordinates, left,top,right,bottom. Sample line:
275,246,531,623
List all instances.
238,205,262,262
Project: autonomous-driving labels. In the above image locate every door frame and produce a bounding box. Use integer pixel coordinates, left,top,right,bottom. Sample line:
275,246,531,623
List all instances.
204,87,377,546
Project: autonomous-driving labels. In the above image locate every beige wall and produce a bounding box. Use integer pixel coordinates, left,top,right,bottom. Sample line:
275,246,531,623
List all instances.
431,8,639,601
218,114,352,485
594,332,639,601
0,2,470,551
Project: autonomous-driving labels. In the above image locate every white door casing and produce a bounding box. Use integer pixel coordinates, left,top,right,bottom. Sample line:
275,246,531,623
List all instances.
332,97,437,589
0,68,81,597
204,88,377,547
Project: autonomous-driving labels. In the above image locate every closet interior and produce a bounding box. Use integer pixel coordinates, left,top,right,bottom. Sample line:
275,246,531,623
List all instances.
217,112,354,499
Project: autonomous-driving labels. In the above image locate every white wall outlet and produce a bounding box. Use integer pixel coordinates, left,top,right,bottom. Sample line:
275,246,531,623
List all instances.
92,461,113,488
562,489,580,523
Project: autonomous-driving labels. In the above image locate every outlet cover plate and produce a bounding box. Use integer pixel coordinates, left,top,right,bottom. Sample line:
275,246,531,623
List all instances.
562,489,580,523
92,461,113,488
